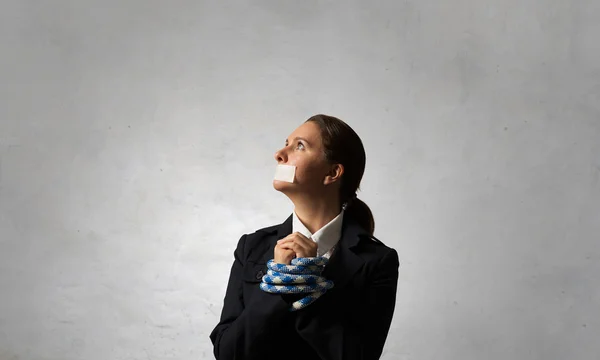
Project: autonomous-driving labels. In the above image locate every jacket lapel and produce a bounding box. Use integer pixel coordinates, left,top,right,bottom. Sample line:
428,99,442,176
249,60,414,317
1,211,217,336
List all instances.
259,214,292,264
321,215,365,291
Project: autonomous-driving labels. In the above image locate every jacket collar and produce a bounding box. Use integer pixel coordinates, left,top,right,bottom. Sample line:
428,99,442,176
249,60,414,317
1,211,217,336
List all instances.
263,213,368,290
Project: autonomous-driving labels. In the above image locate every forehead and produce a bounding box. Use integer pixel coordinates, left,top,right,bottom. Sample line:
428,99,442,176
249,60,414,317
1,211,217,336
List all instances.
288,121,321,143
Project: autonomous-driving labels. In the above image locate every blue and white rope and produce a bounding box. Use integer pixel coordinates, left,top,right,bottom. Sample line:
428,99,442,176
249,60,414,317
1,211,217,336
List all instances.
259,257,334,311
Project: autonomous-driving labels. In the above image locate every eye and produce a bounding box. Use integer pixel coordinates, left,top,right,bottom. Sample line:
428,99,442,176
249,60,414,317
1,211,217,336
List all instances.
296,142,305,150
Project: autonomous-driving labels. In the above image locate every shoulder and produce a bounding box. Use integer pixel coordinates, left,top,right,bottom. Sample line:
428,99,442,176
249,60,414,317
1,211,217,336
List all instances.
236,222,280,241
356,233,400,268
243,223,280,243
234,223,281,260
252,222,281,236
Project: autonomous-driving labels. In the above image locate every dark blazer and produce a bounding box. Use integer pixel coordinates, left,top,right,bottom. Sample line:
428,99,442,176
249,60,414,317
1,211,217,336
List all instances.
209,213,400,360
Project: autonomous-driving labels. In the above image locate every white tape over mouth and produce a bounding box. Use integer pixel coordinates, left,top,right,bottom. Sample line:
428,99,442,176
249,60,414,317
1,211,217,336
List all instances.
274,164,296,183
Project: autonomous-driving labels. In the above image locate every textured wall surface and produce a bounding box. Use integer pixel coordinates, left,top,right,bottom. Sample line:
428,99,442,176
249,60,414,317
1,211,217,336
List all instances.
1,1,599,359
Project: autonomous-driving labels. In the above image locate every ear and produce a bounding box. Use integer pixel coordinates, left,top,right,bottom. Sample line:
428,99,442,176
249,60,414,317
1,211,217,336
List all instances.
323,163,344,185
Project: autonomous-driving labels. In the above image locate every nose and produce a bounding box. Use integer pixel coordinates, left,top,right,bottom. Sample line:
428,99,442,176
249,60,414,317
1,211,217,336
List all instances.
274,147,287,163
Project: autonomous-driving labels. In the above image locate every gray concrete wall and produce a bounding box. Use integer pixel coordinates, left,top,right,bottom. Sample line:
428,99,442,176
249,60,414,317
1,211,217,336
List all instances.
1,1,599,359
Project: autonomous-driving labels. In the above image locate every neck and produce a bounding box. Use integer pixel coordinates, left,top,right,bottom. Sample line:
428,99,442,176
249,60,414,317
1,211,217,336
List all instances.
291,193,341,234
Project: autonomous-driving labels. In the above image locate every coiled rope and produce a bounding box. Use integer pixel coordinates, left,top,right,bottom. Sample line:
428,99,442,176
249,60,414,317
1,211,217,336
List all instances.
259,257,334,311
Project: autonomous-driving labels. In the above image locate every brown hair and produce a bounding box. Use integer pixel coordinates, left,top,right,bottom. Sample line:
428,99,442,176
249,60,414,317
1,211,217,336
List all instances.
305,114,375,235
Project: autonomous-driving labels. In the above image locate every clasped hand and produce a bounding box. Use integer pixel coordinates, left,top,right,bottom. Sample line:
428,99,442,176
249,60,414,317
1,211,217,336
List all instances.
274,232,318,265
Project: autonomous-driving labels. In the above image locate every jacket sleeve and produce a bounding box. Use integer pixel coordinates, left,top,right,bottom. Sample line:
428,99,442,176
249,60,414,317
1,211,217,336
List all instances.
294,248,400,360
209,234,292,359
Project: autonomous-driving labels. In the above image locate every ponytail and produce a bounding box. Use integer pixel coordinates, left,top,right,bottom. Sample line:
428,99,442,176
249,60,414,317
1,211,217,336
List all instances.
344,196,375,235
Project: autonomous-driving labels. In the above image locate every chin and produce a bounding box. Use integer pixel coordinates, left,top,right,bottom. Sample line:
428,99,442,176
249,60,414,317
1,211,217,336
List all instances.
272,179,296,193
273,179,288,190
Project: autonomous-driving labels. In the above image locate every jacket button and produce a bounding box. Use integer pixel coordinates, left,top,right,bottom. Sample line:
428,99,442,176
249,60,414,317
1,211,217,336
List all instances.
255,270,264,280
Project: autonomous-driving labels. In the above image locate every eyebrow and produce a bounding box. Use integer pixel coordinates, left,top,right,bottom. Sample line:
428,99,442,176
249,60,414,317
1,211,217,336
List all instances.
286,137,311,145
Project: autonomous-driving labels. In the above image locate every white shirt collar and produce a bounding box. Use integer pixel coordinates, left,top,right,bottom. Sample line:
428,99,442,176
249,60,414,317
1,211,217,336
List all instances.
292,209,345,257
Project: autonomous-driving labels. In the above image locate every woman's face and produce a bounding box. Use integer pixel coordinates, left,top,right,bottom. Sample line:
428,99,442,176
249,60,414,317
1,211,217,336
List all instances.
273,121,340,195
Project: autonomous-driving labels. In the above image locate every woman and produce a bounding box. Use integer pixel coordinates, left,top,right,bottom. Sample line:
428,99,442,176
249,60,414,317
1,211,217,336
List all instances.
209,114,400,360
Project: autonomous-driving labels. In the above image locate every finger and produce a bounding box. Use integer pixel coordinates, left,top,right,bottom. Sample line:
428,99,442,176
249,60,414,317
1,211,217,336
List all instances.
287,243,304,257
278,234,316,253
279,249,295,257
293,241,318,258
277,234,310,247
280,232,309,242
291,239,312,253
280,241,304,254
293,232,311,242
285,233,312,246
277,238,294,245
293,237,318,253
278,242,295,251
